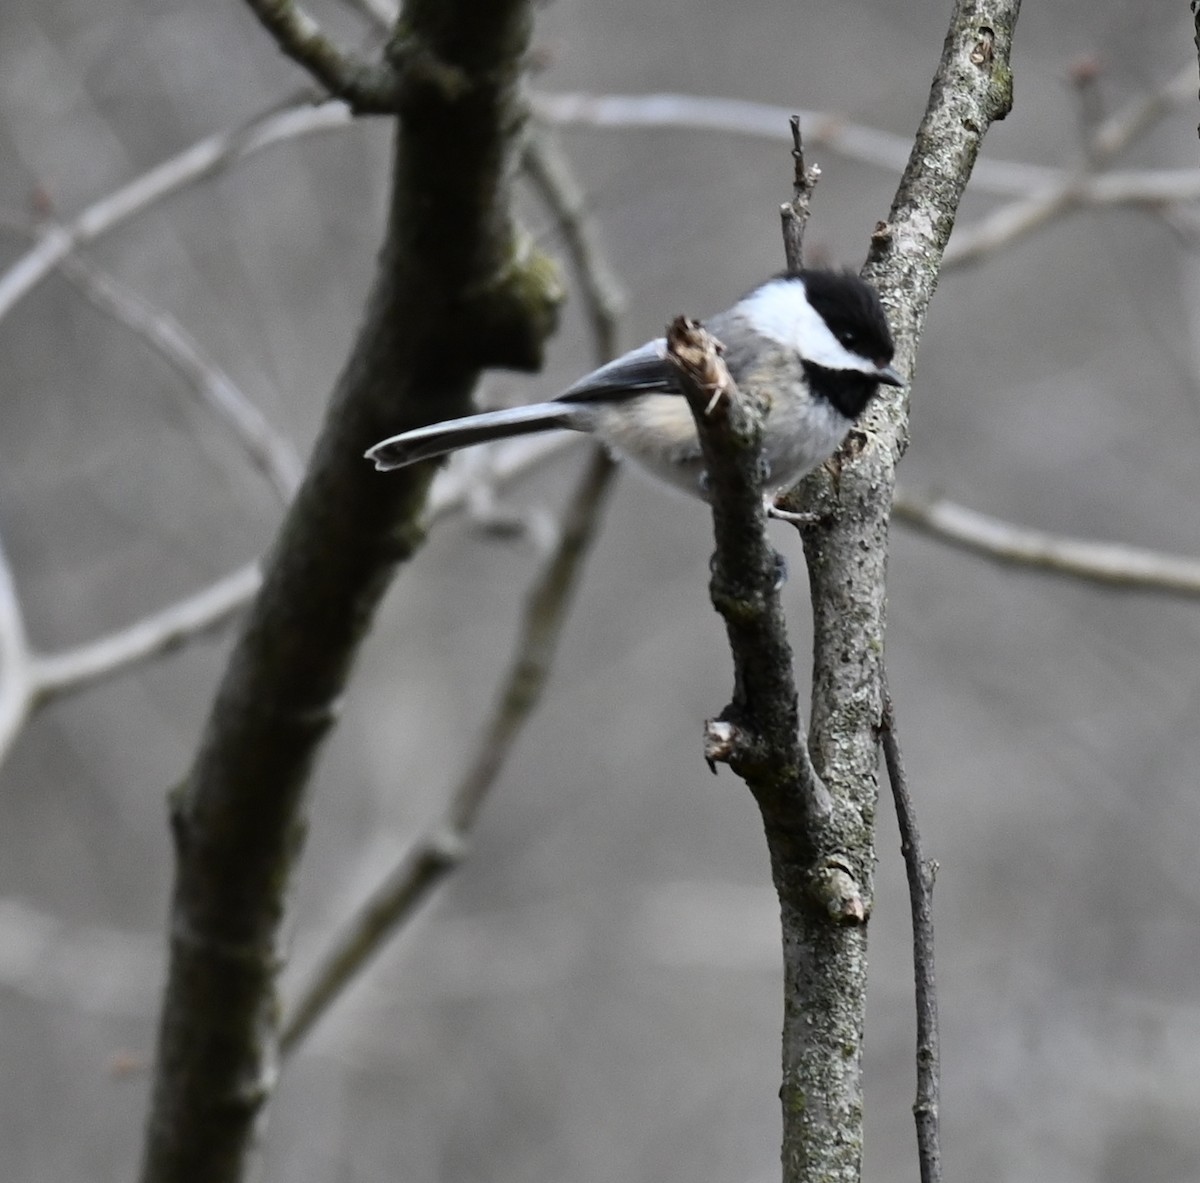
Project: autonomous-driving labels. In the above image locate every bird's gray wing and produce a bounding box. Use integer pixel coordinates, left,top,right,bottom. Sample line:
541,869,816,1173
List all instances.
554,313,757,405
554,339,678,404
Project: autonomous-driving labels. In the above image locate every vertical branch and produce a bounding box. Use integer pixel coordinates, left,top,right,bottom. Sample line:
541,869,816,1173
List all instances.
781,2,1020,1180
280,131,625,1056
880,684,941,1183
138,0,562,1180
780,118,821,273
280,447,617,1056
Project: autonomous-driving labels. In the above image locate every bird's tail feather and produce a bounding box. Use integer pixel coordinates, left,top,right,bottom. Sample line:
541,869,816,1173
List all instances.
366,403,579,471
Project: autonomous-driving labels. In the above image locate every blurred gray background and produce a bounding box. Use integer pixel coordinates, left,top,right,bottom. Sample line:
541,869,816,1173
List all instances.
1,0,1199,1180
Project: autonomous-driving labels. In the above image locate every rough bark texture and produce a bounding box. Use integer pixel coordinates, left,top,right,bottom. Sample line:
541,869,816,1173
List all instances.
778,2,1020,1179
137,2,561,1180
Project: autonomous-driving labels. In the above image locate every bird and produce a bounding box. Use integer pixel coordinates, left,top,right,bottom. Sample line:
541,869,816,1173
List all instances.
365,269,902,500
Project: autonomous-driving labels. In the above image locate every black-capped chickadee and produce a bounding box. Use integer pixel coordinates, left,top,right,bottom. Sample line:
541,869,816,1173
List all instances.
366,270,902,498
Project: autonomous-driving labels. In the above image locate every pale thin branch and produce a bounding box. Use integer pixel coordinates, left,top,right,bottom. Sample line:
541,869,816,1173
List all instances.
0,99,352,325
49,250,303,504
533,90,1061,196
522,131,626,364
1091,63,1195,159
0,555,261,769
281,130,626,1055
0,537,33,762
241,0,401,112
30,565,264,703
880,683,941,1183
893,488,1200,597
280,446,619,1056
945,64,1196,270
0,436,587,772
535,74,1198,273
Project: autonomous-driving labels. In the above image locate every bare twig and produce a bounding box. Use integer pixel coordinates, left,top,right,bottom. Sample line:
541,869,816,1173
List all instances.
49,250,303,504
893,489,1200,597
535,70,1197,274
945,64,1194,270
32,566,264,702
0,551,260,770
880,684,941,1183
0,99,352,326
533,91,1059,196
0,538,33,762
780,117,821,273
280,447,617,1055
241,0,401,112
279,133,623,1056
522,131,626,365
665,323,833,822
0,436,588,773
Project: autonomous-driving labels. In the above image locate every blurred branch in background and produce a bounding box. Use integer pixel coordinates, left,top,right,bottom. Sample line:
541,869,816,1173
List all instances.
880,685,941,1183
0,98,350,325
281,445,618,1056
0,210,303,504
281,132,625,1057
137,0,564,1173
241,0,402,112
892,490,1200,598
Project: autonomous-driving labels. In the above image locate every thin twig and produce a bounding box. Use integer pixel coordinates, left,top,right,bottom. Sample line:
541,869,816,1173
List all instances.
522,131,626,365
0,537,33,761
31,566,264,703
533,91,1060,196
0,435,589,773
879,683,941,1183
280,133,624,1055
780,117,821,273
51,249,303,504
0,99,352,326
892,488,1200,597
534,74,1197,274
280,446,618,1055
241,0,401,112
946,64,1194,270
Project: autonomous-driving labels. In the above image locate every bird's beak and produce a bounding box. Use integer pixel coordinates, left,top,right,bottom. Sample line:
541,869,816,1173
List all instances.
875,363,905,387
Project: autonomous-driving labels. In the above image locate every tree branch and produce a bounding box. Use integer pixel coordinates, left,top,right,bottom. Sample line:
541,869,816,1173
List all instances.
279,446,617,1056
892,488,1200,597
49,248,303,504
780,117,821,273
880,684,941,1183
533,91,1057,196
280,129,626,1054
241,0,402,112
138,0,562,1178
0,98,352,327
522,130,626,365
770,3,1021,1180
0,537,33,763
667,314,877,1183
31,566,264,704
944,63,1192,270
